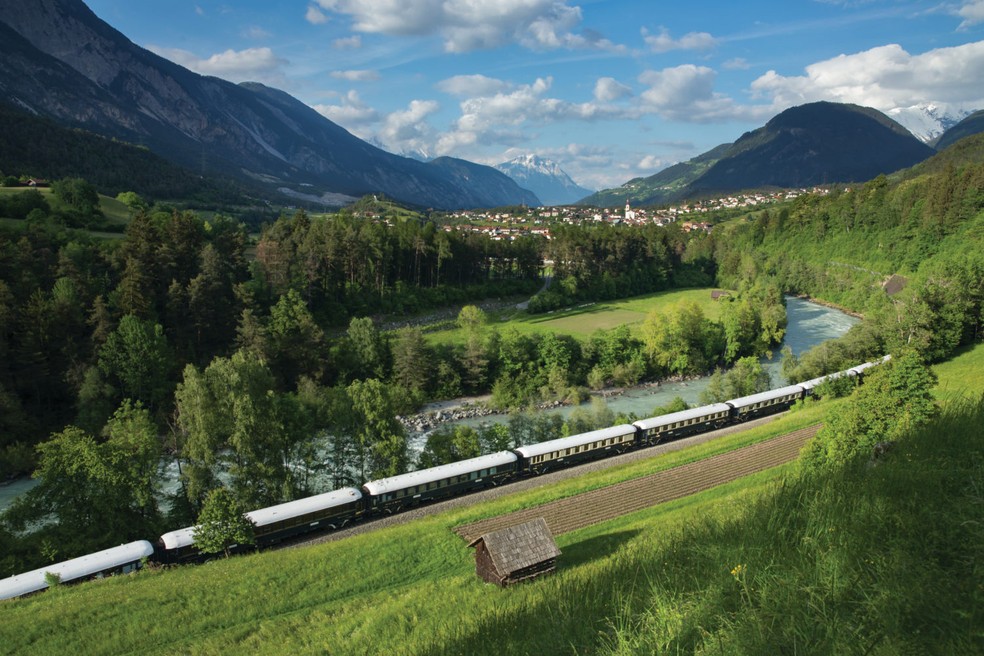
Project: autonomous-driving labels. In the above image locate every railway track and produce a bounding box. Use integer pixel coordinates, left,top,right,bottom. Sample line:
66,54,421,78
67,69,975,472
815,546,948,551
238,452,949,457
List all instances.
290,416,817,549
454,424,820,542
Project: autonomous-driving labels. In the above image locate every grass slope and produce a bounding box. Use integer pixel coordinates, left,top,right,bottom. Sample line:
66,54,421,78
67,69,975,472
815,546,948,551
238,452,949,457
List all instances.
1,350,981,654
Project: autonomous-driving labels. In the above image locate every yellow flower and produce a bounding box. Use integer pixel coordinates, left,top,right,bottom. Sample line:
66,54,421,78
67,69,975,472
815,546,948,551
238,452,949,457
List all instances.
730,564,746,578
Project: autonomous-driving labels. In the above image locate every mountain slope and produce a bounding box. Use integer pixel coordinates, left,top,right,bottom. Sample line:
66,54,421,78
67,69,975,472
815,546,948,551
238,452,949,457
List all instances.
887,103,974,144
687,102,935,193
933,110,984,152
0,0,534,210
494,155,592,206
579,143,731,207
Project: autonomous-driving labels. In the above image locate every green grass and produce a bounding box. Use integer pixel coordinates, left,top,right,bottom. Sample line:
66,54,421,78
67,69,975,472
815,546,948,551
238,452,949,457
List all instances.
932,342,984,401
1,348,981,654
426,287,725,346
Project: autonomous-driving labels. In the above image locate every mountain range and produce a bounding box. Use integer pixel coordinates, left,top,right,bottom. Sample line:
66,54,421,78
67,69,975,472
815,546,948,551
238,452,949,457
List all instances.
0,0,539,210
494,155,594,206
580,101,984,208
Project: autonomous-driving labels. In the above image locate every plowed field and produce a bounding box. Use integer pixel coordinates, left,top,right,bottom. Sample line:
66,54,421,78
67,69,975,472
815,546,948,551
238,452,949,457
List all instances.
454,424,820,542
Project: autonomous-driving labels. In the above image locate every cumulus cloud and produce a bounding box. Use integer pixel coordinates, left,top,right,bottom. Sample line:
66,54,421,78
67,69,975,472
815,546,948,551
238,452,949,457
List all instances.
148,46,287,84
306,5,329,25
594,77,632,102
437,74,510,97
313,90,380,131
637,65,747,122
958,0,984,29
643,27,717,53
750,41,984,111
331,69,381,82
313,0,621,52
377,100,441,152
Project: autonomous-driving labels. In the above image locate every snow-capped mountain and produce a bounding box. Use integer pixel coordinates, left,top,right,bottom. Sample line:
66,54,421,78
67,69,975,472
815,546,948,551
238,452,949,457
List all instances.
887,103,978,144
495,154,595,206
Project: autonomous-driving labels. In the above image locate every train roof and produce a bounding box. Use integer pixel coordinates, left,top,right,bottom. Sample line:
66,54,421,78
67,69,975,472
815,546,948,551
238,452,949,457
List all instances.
633,403,732,431
849,360,880,375
726,384,805,410
363,451,518,496
160,487,364,550
247,487,362,528
0,540,154,601
798,369,856,390
513,424,637,459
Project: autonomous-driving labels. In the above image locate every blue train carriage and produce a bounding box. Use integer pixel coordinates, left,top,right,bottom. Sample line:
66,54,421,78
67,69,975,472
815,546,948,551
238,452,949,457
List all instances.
726,384,806,421
0,540,154,601
633,403,732,446
363,451,519,514
850,354,891,380
158,487,364,563
513,424,638,475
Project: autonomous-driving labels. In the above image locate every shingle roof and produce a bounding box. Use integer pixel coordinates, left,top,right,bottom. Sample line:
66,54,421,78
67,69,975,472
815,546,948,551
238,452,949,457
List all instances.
468,517,560,575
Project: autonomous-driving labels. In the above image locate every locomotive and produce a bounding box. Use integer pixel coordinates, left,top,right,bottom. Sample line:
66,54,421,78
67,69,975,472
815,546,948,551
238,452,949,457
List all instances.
0,356,888,599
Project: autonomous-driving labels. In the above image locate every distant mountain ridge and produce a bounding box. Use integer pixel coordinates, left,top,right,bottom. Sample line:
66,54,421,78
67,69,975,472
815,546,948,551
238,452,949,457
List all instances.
583,102,936,207
887,103,976,144
0,0,537,209
933,110,984,151
494,154,593,206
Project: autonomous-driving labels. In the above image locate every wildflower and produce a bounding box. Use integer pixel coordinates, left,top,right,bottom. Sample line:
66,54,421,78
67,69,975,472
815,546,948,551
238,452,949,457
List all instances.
730,564,745,579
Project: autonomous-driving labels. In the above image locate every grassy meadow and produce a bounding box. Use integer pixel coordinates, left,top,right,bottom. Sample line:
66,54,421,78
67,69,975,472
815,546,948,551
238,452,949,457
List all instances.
427,287,725,346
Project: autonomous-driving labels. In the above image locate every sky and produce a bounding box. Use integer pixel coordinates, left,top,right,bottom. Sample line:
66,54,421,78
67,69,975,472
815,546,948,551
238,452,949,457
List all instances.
84,0,984,191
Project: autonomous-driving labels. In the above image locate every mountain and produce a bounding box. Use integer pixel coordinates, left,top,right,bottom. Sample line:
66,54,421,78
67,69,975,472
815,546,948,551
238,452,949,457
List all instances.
578,143,731,208
427,157,540,206
933,110,984,152
887,103,976,144
494,155,593,206
686,102,935,194
0,0,535,210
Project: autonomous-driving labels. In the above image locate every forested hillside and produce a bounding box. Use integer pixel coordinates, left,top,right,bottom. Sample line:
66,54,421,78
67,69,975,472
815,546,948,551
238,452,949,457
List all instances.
712,134,984,380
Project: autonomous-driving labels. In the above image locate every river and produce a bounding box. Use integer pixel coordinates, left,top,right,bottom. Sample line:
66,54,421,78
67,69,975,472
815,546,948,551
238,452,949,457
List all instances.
0,297,858,513
413,296,859,440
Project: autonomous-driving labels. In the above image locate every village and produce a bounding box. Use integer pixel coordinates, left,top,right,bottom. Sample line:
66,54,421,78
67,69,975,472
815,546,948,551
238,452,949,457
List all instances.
437,187,832,240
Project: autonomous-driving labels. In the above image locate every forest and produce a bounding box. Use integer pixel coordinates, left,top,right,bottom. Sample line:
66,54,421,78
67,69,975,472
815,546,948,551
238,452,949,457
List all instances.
2,135,984,574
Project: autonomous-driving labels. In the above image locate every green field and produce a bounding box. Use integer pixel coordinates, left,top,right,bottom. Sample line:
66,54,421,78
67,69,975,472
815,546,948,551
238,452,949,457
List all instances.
428,287,726,345
0,186,132,232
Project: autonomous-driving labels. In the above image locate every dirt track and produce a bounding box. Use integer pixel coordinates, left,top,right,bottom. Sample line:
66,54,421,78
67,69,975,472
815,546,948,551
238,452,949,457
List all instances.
290,416,817,549
454,424,820,542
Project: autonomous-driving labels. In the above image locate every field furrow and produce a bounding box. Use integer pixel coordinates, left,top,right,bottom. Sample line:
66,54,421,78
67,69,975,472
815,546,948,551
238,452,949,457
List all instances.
454,424,820,542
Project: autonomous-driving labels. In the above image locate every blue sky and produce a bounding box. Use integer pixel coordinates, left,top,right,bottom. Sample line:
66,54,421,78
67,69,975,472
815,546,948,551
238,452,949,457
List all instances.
85,0,984,190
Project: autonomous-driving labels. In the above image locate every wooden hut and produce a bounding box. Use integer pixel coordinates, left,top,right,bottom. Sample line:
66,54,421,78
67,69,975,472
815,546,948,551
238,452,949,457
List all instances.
467,518,561,587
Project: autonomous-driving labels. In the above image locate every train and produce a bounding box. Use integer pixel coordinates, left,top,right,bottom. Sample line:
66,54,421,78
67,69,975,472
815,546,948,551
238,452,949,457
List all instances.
0,355,890,600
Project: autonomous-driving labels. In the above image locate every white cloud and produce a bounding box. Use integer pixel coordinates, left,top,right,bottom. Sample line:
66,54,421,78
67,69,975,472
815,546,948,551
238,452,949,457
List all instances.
643,27,717,53
723,57,750,70
437,74,510,97
377,100,441,152
331,69,381,82
313,90,380,131
750,41,984,111
314,0,621,53
637,65,747,122
958,1,984,29
306,5,329,25
594,77,632,102
332,35,362,49
638,155,670,171
148,46,287,84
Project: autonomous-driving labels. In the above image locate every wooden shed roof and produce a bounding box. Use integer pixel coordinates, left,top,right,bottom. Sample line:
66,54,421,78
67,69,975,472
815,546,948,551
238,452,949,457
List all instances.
467,517,560,576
